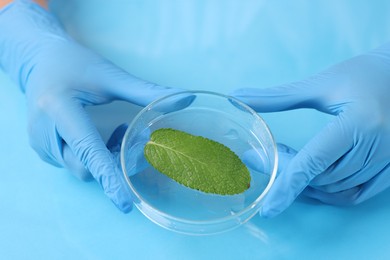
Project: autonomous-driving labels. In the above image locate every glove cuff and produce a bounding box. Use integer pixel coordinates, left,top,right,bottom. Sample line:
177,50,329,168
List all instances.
0,0,70,92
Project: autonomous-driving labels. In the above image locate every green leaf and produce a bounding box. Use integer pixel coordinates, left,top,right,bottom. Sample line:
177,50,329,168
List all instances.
144,128,251,195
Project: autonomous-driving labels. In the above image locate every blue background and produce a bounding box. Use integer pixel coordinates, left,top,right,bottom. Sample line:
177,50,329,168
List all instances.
1,0,390,259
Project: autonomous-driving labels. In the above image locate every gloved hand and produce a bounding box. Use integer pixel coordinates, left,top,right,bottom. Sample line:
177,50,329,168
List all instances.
0,0,180,212
232,43,390,218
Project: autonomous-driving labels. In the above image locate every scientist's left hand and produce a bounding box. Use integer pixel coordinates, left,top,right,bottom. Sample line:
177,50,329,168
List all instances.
0,1,180,212
232,43,390,218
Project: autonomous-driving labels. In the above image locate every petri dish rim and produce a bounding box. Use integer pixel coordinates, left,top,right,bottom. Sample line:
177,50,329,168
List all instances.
120,90,278,231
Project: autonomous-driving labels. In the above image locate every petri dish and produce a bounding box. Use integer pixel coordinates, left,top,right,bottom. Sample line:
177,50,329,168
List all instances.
121,91,277,235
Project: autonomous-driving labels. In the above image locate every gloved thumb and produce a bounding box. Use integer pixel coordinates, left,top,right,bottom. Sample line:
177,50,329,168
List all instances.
230,72,335,113
91,62,184,107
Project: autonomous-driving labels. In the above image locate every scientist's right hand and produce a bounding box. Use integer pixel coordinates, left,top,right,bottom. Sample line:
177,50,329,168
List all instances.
0,1,179,212
233,43,390,218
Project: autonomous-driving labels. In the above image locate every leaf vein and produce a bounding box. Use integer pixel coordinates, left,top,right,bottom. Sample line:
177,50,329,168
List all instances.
147,141,207,166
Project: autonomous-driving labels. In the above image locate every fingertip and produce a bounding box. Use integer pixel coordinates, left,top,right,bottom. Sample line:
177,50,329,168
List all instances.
151,91,196,113
105,184,133,213
276,143,298,155
242,149,268,173
118,201,133,213
101,166,134,213
259,168,308,219
260,187,290,218
259,205,281,219
229,88,267,111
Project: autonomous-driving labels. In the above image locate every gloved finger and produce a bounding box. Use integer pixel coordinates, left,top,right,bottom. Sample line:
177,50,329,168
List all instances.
231,72,339,114
310,131,385,188
241,149,270,174
309,145,364,186
54,100,133,213
260,114,354,218
303,186,361,205
106,123,129,169
28,109,92,182
106,123,129,154
241,143,296,175
276,143,298,174
63,143,93,181
310,160,388,194
92,62,194,109
304,162,390,205
146,91,196,114
60,124,135,183
28,111,64,168
122,128,151,177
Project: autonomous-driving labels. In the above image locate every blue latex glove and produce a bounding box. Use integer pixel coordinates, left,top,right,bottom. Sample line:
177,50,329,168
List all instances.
232,43,390,218
0,1,180,212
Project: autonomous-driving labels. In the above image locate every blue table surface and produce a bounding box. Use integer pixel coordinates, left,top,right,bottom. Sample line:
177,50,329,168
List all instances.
1,1,390,259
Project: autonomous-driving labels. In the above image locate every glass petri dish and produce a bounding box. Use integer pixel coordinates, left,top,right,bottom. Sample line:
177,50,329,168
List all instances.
121,91,277,235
